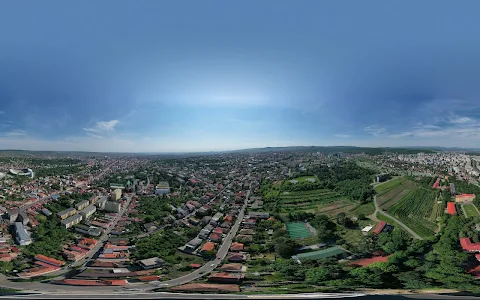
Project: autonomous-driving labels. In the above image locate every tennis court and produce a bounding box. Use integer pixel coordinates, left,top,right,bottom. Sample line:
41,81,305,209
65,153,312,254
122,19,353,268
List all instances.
286,222,314,239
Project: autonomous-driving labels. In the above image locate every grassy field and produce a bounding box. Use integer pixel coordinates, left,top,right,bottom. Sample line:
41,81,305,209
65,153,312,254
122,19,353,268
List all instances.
387,187,438,237
349,202,375,217
462,203,480,217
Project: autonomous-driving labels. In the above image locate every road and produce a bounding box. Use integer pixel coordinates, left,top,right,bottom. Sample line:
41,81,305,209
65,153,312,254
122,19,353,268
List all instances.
1,291,367,299
371,195,422,240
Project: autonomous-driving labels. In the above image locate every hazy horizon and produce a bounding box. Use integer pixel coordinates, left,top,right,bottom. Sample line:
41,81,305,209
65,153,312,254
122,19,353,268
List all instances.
2,1,480,152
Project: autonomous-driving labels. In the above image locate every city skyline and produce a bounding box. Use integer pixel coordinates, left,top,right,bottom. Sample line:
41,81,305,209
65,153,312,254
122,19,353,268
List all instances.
2,1,480,152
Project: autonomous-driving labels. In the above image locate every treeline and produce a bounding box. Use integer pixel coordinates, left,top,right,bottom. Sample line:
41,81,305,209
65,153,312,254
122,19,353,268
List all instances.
312,162,376,203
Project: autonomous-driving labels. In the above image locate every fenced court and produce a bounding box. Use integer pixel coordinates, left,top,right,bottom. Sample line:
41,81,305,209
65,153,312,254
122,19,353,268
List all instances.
286,222,314,239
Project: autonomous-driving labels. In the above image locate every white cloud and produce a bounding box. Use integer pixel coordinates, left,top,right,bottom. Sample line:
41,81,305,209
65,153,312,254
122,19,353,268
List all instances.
448,116,473,124
364,126,387,137
334,134,351,138
83,120,119,134
5,129,26,136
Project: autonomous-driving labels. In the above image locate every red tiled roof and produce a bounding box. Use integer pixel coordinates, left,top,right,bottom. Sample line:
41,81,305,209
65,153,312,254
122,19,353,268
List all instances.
372,221,387,235
138,275,160,281
189,263,201,268
460,237,480,252
201,242,216,252
35,254,65,267
230,243,244,251
447,202,457,215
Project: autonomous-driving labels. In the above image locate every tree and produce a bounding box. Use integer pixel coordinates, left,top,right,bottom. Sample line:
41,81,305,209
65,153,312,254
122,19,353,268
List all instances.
274,237,298,258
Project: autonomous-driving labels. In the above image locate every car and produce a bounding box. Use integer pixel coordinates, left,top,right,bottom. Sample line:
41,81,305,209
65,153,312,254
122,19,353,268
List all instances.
210,263,215,267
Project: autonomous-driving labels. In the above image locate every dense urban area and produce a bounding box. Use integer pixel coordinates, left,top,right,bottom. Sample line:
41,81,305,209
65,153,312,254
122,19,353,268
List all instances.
2,147,480,295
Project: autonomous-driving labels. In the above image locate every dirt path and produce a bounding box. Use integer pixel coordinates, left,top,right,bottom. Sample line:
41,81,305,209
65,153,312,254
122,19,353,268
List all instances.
371,195,423,240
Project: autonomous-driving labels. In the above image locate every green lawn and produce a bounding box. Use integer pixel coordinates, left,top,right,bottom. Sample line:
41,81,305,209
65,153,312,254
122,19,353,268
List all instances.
463,203,480,217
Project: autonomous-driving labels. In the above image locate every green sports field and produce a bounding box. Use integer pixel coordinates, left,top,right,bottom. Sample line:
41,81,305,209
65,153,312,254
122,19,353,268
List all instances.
286,222,314,239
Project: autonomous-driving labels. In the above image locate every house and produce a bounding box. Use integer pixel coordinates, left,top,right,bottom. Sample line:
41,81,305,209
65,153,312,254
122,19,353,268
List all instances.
41,208,52,217
227,252,246,262
138,257,166,269
143,222,158,233
460,237,480,253
13,222,32,246
243,219,256,226
239,229,254,235
235,235,253,244
212,212,223,223
249,212,270,219
200,241,216,255
188,217,200,226
201,216,212,226
230,242,244,252
372,221,387,235
35,254,65,267
209,233,222,243
185,237,203,252
5,209,19,224
220,263,245,273
199,225,214,239
208,272,244,283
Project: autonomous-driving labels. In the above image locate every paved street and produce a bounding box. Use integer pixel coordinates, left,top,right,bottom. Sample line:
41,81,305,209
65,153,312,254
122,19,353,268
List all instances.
1,291,367,299
371,195,422,240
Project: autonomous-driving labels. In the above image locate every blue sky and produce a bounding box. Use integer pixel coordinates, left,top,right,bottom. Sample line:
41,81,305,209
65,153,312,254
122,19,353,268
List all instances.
1,1,480,152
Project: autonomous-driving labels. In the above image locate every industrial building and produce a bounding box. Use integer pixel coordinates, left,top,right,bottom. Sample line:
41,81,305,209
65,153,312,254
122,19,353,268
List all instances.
61,214,83,229
14,222,32,246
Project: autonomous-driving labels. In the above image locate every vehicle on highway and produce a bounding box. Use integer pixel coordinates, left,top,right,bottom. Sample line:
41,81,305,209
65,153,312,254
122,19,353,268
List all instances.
210,263,215,267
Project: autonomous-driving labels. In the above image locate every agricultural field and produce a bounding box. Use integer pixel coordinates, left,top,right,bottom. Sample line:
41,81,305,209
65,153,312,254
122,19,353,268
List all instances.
313,200,357,217
375,177,406,194
376,179,418,210
277,189,345,212
462,203,480,218
387,188,439,237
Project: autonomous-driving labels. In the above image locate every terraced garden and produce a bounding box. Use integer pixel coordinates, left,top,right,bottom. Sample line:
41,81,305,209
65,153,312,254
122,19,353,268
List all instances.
387,188,438,237
375,177,406,194
279,189,345,210
377,180,418,210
